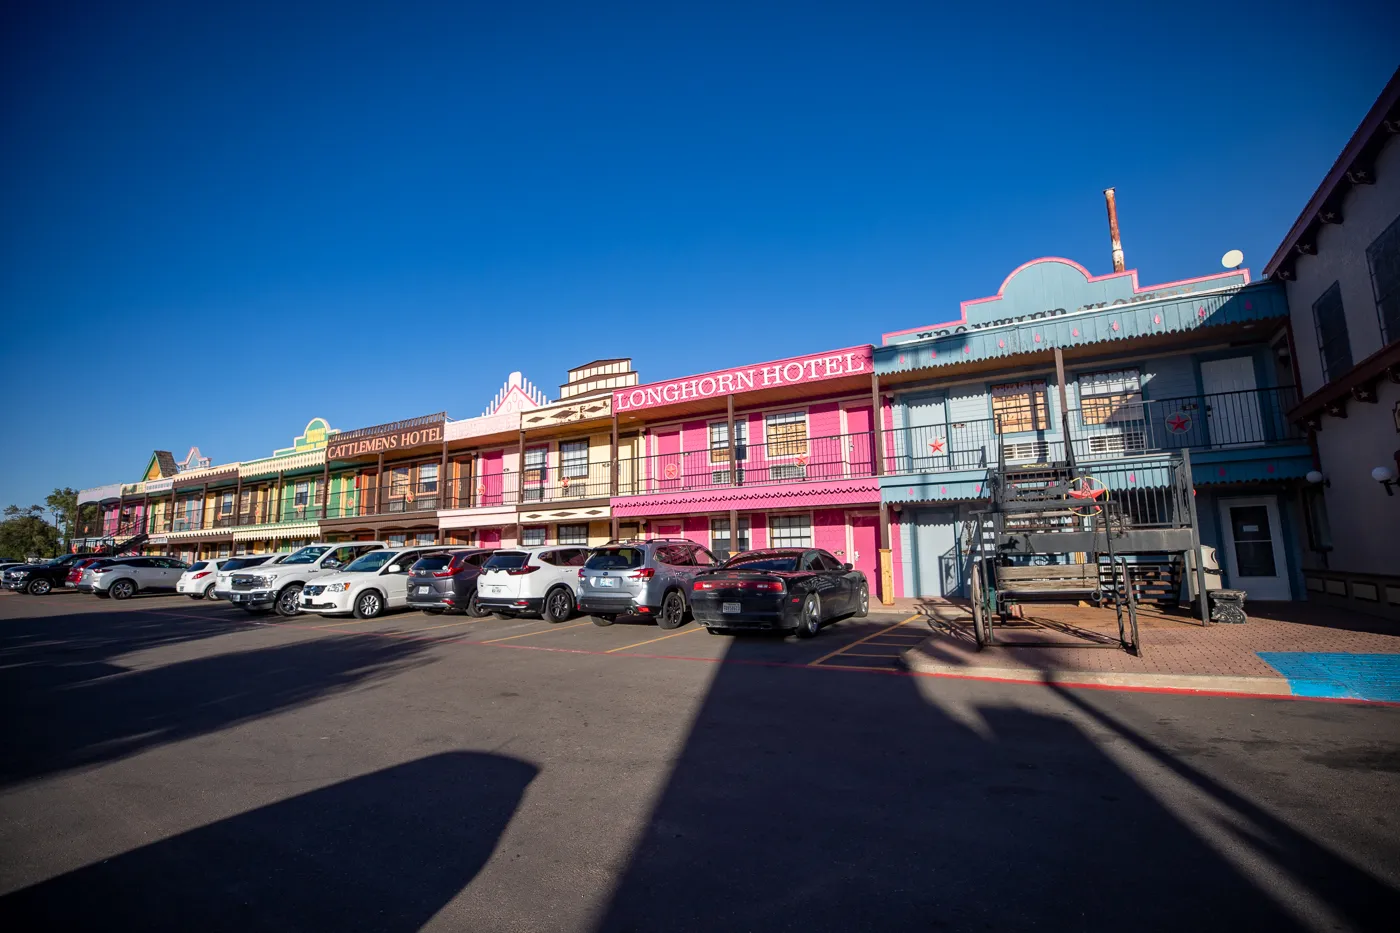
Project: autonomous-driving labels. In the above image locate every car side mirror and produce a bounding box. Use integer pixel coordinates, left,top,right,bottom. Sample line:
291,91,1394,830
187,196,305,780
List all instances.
387,564,401,574
842,563,853,571
323,560,340,569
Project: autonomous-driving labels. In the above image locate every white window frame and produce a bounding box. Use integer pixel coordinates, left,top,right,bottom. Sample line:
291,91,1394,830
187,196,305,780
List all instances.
521,526,547,547
559,440,589,480
763,410,809,462
557,523,589,545
767,512,813,548
419,463,439,494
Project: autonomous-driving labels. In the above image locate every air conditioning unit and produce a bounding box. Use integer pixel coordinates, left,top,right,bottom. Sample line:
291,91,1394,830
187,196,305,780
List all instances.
1086,431,1147,455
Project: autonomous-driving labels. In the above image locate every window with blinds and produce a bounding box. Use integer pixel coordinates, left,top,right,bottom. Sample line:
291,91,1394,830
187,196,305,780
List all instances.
560,441,589,479
709,420,748,464
522,526,546,546
765,411,808,456
1078,369,1143,425
990,381,1049,434
768,514,812,548
557,523,589,545
419,463,439,493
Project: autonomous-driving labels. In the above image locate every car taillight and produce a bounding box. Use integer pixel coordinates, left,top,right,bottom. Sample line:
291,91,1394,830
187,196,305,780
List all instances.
432,568,455,577
693,580,715,591
578,568,585,580
750,581,785,592
506,565,539,575
192,571,212,580
628,568,655,580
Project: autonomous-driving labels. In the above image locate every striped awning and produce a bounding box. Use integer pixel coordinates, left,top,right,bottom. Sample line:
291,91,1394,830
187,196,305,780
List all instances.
232,521,320,542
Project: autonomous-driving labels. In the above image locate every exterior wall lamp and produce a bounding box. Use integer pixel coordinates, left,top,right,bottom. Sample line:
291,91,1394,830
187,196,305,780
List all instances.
1305,470,1330,488
1373,466,1398,496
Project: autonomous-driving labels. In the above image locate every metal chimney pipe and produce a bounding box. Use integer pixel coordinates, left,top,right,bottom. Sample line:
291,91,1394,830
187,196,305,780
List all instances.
1104,187,1125,272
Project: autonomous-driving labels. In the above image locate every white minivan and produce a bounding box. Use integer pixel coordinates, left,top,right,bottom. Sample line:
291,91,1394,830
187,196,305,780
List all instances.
475,546,589,623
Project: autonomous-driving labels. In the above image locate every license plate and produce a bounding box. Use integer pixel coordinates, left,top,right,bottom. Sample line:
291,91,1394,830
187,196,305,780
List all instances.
722,602,741,614
596,577,618,587
486,585,504,595
418,586,430,595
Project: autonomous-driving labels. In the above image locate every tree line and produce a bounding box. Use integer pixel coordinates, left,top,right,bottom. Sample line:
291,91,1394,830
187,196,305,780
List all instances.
0,488,79,560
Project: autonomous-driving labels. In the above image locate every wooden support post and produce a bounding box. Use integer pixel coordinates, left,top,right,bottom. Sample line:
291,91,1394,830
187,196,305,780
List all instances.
232,475,242,526
871,372,884,476
729,508,739,558
878,503,894,605
1054,346,1074,470
321,459,331,517
727,395,738,487
439,440,448,511
273,472,283,523
201,482,209,529
611,411,619,496
1182,447,1210,626
517,429,526,505
376,454,385,516
610,515,620,539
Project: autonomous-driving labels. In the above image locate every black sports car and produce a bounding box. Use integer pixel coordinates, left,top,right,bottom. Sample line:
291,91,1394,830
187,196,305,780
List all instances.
690,548,869,637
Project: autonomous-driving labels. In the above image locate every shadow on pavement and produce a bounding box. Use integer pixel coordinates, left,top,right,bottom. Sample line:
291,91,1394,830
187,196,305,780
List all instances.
0,751,537,931
593,630,1398,931
0,606,439,788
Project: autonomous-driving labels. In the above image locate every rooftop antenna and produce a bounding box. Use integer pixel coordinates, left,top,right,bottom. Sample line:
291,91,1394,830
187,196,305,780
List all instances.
1104,187,1125,273
1221,249,1244,270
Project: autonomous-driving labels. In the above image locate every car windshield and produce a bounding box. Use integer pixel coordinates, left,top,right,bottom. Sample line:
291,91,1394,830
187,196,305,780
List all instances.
584,548,645,570
279,546,330,565
343,551,399,573
724,552,801,572
483,552,529,571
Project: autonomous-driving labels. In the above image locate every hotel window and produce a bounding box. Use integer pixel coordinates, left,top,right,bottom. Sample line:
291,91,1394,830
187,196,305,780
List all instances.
523,447,547,501
710,517,750,559
419,463,439,494
765,411,807,457
294,482,310,508
1312,282,1352,381
387,534,407,548
414,532,436,546
390,467,410,498
557,523,589,545
768,514,812,548
991,381,1049,433
219,492,234,516
1367,213,1400,344
560,441,589,480
1078,370,1143,425
238,489,251,514
708,420,749,463
522,526,546,547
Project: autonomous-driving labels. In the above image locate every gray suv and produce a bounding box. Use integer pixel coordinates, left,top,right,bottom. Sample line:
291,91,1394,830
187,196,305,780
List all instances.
577,538,719,630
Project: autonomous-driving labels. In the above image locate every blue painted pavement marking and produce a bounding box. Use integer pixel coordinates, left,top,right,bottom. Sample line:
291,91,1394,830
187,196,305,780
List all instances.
1258,652,1400,702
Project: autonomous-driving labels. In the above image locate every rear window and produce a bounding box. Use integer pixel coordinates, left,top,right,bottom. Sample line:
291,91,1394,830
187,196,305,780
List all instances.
412,554,454,572
484,551,529,571
189,561,210,572
724,553,800,572
584,548,644,570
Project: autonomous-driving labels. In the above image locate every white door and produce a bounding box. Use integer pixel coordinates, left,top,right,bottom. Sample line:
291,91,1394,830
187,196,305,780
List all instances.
1199,357,1263,447
1218,497,1291,600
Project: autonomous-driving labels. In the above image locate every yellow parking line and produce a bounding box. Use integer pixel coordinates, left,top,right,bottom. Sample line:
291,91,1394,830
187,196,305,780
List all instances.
604,626,707,653
808,614,922,667
480,620,593,643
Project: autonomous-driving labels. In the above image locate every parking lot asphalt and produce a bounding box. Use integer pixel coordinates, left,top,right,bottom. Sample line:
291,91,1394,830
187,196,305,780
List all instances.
1,590,1398,932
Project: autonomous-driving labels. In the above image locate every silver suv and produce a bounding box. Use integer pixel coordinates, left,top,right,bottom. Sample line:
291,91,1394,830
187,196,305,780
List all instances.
577,538,719,630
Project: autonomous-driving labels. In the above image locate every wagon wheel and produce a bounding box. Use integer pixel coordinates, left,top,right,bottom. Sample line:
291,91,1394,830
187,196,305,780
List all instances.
970,561,991,650
1066,475,1109,517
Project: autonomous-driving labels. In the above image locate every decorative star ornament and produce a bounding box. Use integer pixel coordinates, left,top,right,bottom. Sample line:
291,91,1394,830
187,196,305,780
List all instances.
929,438,946,453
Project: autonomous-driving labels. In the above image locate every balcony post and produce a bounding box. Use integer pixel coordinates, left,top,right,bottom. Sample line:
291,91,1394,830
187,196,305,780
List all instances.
729,508,739,558
871,373,884,477
727,395,737,487
1182,447,1210,626
321,459,330,518
517,429,526,505
202,482,209,530
375,454,385,516
274,471,283,523
611,411,619,496
233,475,242,526
1054,347,1074,470
470,452,479,508
140,494,149,536
169,488,177,537
439,440,448,510
878,503,894,605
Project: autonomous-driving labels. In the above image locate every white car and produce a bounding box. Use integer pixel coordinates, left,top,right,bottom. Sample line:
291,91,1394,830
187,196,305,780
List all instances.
475,545,590,623
299,546,451,619
226,542,387,615
92,556,191,600
177,559,230,599
211,554,284,601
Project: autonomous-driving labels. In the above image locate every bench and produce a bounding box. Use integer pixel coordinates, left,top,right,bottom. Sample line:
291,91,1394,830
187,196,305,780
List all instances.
995,564,1101,602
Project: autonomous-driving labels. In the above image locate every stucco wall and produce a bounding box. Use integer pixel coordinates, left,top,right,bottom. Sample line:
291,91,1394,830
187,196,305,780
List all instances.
1286,134,1400,394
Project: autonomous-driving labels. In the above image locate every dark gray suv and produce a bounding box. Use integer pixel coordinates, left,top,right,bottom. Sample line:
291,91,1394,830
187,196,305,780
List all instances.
577,538,719,629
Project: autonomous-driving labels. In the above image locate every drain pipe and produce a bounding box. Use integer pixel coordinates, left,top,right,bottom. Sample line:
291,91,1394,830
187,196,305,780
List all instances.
1104,187,1125,273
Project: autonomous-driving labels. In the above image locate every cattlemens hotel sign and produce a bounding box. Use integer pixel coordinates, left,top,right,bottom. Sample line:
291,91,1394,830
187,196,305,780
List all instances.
326,416,445,460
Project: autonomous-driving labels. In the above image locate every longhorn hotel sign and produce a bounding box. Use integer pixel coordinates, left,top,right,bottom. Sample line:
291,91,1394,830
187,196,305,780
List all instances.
327,422,444,459
615,347,872,413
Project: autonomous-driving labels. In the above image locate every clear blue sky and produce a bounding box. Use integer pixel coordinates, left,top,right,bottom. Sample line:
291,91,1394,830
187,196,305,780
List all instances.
1,1,1395,510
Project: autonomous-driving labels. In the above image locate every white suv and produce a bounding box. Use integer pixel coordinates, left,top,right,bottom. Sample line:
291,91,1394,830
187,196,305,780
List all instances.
227,543,386,615
177,559,229,599
93,557,190,600
299,546,451,619
476,546,590,623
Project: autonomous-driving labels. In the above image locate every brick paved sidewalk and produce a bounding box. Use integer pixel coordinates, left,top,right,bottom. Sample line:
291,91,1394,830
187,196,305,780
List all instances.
895,598,1400,701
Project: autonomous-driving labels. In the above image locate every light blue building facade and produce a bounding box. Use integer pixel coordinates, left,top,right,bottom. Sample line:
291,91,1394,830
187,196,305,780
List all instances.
875,257,1312,602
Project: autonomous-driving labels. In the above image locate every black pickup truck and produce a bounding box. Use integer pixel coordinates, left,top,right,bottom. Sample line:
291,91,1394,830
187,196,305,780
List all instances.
2,553,98,595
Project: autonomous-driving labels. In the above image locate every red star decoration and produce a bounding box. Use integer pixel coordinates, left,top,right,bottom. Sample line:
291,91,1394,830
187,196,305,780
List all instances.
1166,413,1190,433
929,438,945,453
1067,481,1106,500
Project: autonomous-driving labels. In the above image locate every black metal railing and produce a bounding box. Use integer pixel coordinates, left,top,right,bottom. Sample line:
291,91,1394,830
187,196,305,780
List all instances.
614,430,881,496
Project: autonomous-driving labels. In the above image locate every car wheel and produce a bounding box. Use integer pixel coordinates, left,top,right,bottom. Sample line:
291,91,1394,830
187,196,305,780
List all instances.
204,583,217,601
854,582,869,618
467,593,491,618
795,594,821,639
354,590,384,619
657,591,688,630
543,586,575,623
591,614,616,627
274,585,303,617
110,579,135,601
27,578,52,596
